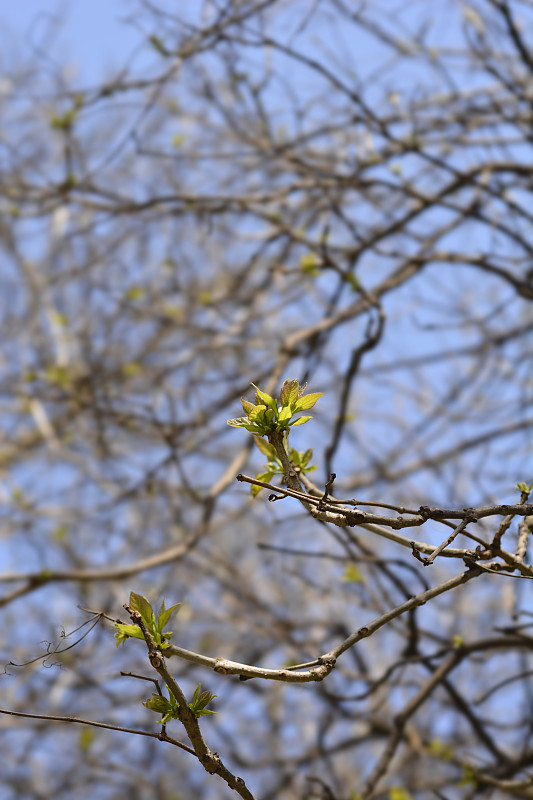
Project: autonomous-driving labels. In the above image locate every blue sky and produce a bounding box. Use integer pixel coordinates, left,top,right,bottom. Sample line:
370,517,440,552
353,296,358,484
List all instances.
2,0,139,81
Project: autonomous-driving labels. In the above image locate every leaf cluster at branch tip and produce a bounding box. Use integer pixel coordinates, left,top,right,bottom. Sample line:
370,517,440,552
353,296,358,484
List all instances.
226,378,323,437
115,592,180,649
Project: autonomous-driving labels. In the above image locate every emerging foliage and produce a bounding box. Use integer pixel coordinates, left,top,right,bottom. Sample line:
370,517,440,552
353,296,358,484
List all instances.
115,592,181,649
188,684,217,719
4,2,533,798
227,378,322,436
143,686,181,725
143,683,216,725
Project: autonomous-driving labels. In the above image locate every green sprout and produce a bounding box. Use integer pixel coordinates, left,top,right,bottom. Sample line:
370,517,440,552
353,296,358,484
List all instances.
115,592,181,649
188,684,218,718
227,379,322,493
226,378,322,437
143,685,181,725
143,683,217,725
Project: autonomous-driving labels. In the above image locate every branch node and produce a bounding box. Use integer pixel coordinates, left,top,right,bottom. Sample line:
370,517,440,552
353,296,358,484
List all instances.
410,542,425,563
149,650,163,669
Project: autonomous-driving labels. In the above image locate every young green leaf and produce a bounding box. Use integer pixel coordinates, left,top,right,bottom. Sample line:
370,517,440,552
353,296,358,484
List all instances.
249,404,267,422
300,448,314,467
226,415,249,427
293,392,323,412
389,789,414,800
251,471,274,496
458,766,478,788
241,398,256,415
277,405,293,424
342,563,363,583
143,694,171,715
251,384,277,412
279,378,299,408
114,623,145,647
143,688,180,724
290,415,312,426
148,35,167,55
255,437,277,459
227,416,266,434
157,600,181,634
188,684,217,718
129,592,155,626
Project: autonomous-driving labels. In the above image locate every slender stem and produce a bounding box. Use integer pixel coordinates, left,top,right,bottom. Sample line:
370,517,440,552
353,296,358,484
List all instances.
0,707,195,754
126,606,259,800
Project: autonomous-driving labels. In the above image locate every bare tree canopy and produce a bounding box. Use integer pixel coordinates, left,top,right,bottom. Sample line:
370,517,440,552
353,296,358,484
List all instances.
1,1,533,798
